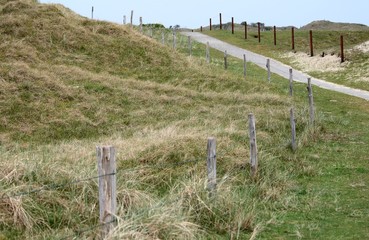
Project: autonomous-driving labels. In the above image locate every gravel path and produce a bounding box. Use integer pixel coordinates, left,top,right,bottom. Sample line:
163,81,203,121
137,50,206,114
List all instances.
181,32,369,101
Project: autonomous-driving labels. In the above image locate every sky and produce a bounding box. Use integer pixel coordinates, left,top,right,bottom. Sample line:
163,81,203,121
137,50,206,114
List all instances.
39,0,369,29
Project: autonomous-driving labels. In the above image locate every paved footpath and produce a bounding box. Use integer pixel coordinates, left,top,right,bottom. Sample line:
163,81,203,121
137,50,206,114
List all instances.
181,32,369,101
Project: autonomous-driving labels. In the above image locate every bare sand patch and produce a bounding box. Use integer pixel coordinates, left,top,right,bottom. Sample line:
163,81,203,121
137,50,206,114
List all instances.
354,41,369,53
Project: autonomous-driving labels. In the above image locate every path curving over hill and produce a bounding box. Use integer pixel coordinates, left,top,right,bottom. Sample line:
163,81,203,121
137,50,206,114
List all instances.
181,32,369,101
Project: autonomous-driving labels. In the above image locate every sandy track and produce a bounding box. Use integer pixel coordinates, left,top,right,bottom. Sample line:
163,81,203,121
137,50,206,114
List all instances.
181,32,369,101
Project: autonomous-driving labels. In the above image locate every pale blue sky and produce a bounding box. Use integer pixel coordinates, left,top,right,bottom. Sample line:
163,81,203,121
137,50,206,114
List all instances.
40,0,369,29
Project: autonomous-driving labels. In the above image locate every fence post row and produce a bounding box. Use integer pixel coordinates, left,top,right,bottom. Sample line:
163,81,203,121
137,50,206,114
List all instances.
207,137,217,196
290,108,297,151
307,78,315,124
96,146,117,238
248,114,258,178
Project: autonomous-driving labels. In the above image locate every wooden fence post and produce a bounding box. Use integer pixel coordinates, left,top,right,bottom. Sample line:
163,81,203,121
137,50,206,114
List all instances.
219,13,222,30
210,18,212,31
206,42,210,63
91,6,94,20
139,17,143,33
96,146,117,238
123,15,126,25
307,78,315,124
243,54,247,78
244,22,248,39
258,22,261,43
266,59,271,82
248,114,258,178
340,35,345,63
309,30,314,57
188,36,192,56
290,108,297,151
291,27,295,50
232,17,234,34
289,68,293,96
273,26,277,46
130,10,134,28
224,50,228,70
207,137,217,195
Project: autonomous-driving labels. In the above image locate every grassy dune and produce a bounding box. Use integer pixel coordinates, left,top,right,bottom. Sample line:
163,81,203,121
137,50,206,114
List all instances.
1,1,369,239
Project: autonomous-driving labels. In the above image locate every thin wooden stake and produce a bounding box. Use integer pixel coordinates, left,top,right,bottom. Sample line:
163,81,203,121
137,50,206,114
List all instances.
307,78,315,124
266,59,271,82
290,108,297,151
96,146,117,238
139,17,143,33
340,35,345,63
291,27,295,50
123,15,126,25
248,114,258,178
91,6,94,19
289,68,293,96
244,22,248,39
258,22,261,43
130,10,134,28
243,54,247,78
224,50,228,70
273,26,277,45
309,30,314,57
207,137,217,195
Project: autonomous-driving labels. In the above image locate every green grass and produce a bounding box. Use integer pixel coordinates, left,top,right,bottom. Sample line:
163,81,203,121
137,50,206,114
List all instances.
1,1,369,239
203,28,369,91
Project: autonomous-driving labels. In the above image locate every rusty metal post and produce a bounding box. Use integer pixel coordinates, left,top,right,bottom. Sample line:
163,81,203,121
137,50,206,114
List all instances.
291,27,295,50
220,13,222,30
232,17,234,34
210,18,212,31
273,26,277,45
258,22,261,43
244,22,248,39
340,35,345,63
310,30,314,57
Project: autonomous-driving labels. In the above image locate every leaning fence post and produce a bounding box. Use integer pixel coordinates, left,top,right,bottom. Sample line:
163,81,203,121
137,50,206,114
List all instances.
307,78,315,124
243,54,247,78
289,68,293,96
224,50,228,70
290,108,297,151
207,137,217,196
96,146,117,238
266,59,271,82
248,114,258,178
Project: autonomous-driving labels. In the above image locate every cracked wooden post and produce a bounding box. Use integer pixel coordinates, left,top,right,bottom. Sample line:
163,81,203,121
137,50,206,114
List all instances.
290,108,297,151
243,54,247,78
248,114,258,178
289,68,293,96
97,146,117,238
307,78,315,124
207,137,217,196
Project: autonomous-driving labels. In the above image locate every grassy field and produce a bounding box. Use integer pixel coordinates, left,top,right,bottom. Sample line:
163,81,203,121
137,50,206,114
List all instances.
203,26,369,91
1,1,369,239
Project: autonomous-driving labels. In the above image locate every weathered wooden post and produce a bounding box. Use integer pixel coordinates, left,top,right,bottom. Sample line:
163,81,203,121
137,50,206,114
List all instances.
139,17,143,33
289,68,293,96
307,78,315,124
130,10,134,28
309,30,314,57
232,17,234,34
224,50,228,70
290,108,297,151
243,54,247,78
291,27,295,50
248,114,258,178
206,42,210,63
244,22,248,39
91,6,94,19
210,18,212,31
97,146,117,238
188,36,192,56
340,35,345,63
273,26,277,45
266,59,271,82
219,13,222,30
123,15,126,25
258,22,261,43
207,137,217,196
